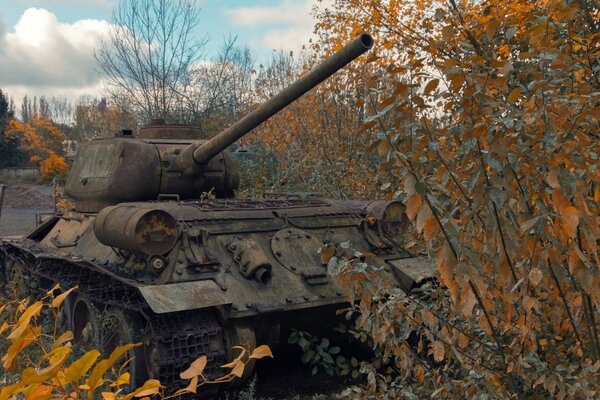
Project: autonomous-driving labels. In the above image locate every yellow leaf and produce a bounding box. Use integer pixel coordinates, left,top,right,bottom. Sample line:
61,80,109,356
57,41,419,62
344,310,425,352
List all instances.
63,350,100,384
25,384,52,400
180,356,207,380
101,392,116,400
133,379,162,398
51,286,78,309
249,345,273,360
508,87,521,103
2,327,40,371
231,361,245,378
87,344,138,392
184,375,199,394
423,79,439,95
9,301,44,340
52,331,74,350
113,372,130,387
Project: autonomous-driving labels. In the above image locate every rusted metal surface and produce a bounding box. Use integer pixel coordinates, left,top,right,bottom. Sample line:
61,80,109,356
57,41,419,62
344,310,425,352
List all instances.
138,281,231,314
388,257,438,292
94,206,179,256
228,236,272,283
138,119,203,139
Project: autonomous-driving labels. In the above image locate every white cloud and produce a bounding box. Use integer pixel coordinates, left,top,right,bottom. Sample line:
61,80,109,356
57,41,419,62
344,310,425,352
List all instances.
0,8,112,102
224,0,319,52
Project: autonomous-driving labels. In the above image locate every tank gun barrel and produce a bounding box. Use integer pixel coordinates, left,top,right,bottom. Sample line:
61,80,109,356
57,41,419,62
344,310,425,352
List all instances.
192,33,374,164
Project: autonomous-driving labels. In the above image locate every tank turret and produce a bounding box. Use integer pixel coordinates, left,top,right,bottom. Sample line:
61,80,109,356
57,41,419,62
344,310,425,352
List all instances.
65,34,374,212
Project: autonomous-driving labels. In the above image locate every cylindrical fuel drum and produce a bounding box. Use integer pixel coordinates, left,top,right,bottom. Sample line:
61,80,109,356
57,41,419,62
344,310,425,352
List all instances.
93,206,179,256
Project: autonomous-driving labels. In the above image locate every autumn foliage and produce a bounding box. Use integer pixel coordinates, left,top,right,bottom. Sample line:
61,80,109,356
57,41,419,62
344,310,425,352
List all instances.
6,117,68,180
304,0,600,398
0,286,272,399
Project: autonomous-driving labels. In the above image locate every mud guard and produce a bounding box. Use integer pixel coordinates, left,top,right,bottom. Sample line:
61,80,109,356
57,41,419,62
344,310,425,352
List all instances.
387,256,437,292
138,280,232,314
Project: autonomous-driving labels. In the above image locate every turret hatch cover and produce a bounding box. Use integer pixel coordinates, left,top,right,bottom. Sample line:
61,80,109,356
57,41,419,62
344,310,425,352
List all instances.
271,228,328,283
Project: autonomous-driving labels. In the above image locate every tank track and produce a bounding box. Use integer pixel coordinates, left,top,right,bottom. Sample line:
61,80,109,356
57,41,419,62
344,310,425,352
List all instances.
0,245,228,391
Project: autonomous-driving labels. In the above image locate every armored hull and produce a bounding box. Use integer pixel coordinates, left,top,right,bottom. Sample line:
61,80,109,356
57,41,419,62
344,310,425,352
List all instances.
0,199,432,388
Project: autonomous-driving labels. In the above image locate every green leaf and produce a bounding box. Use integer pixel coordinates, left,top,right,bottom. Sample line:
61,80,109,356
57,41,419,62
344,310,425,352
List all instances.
288,331,298,344
301,349,315,364
298,337,309,351
319,338,330,349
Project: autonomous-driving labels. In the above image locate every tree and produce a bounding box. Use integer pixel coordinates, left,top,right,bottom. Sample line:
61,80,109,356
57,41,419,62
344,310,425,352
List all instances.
312,0,599,398
0,89,25,168
74,96,138,141
248,50,390,198
95,0,207,122
7,116,68,179
170,35,257,137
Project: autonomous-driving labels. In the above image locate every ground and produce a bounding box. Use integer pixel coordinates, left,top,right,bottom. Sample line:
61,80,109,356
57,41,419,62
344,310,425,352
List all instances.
0,184,54,237
0,184,347,399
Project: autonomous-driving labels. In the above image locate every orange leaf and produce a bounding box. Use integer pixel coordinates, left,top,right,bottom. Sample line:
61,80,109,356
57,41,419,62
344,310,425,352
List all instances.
546,167,560,189
406,193,422,221
486,19,500,40
561,206,579,238
320,245,335,265
51,286,78,309
180,355,207,380
377,139,391,157
423,79,439,95
508,87,521,103
529,268,543,287
416,203,432,234
431,340,445,362
249,345,273,360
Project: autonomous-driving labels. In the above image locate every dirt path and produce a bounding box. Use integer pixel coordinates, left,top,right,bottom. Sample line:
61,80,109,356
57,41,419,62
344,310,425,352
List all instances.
0,185,54,237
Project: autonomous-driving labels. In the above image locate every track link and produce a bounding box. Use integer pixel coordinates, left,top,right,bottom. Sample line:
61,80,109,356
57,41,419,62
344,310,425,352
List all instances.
0,244,228,392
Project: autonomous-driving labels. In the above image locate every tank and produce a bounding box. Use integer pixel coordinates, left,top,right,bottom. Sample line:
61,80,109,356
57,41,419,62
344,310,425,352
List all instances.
0,34,435,392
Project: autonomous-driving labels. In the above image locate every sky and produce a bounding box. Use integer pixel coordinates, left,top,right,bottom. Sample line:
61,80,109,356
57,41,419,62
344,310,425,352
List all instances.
0,0,323,107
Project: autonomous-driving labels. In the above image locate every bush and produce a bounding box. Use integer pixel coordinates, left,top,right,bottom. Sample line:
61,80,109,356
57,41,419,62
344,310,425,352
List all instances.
0,286,272,398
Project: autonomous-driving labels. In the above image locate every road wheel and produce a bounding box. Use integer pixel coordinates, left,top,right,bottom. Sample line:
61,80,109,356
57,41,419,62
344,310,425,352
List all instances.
100,308,148,388
72,294,101,351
